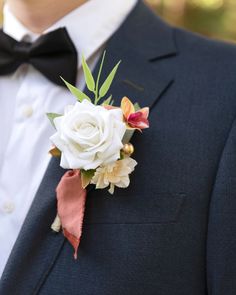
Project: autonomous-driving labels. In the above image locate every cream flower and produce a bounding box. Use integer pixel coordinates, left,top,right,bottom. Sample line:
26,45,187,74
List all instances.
91,157,137,194
50,100,126,170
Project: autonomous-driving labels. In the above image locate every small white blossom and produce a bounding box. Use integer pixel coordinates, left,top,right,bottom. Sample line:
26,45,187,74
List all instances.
91,157,137,194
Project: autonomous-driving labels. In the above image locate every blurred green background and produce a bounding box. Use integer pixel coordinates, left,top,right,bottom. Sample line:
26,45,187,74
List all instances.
0,0,235,42
145,0,236,42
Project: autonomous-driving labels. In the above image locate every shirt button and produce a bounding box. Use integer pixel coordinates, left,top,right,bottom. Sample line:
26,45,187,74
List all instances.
2,200,15,214
22,104,33,118
20,64,29,74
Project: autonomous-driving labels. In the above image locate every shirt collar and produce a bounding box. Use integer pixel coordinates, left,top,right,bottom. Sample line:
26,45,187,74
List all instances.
3,0,137,67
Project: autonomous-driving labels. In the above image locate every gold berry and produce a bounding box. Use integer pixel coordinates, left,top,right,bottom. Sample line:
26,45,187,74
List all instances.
122,143,134,156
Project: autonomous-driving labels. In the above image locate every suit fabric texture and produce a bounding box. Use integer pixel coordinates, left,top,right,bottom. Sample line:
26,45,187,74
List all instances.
1,1,236,294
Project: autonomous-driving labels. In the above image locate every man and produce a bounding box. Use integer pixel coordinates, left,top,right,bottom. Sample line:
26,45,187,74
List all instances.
0,0,236,294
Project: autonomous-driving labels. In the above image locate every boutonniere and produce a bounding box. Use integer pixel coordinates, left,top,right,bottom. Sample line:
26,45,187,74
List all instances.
47,52,150,259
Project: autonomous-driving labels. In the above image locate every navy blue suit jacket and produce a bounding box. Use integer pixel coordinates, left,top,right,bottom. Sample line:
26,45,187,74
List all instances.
1,1,236,294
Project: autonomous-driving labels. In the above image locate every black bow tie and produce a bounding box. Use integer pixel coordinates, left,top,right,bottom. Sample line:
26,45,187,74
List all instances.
0,28,78,87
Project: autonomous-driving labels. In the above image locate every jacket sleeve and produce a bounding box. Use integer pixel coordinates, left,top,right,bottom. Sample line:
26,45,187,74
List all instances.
207,117,236,294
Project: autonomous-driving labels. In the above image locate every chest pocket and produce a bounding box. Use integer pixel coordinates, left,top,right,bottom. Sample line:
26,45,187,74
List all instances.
84,186,186,224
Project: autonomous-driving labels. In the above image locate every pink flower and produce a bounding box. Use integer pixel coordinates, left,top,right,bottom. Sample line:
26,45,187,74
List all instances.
121,97,149,130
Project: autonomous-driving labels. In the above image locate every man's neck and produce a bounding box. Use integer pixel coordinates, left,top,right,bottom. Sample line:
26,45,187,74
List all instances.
7,0,87,34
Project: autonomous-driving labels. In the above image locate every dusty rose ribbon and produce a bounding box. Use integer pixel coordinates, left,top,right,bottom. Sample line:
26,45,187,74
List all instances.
56,170,87,259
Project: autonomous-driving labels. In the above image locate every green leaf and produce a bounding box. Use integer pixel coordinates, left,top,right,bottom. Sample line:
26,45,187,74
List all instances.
102,95,112,106
81,169,95,189
61,77,91,102
134,102,141,112
46,113,62,128
110,99,115,106
82,55,95,92
99,61,121,98
94,51,106,104
120,151,125,160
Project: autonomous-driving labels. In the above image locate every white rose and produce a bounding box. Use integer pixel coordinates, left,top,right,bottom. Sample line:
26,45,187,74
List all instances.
50,100,126,170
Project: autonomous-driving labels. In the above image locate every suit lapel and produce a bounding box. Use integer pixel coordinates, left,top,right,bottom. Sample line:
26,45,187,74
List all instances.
90,0,177,111
0,157,66,295
101,52,174,111
0,1,177,293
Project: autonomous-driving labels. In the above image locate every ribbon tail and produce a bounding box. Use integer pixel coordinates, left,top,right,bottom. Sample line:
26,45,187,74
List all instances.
56,170,87,259
63,229,81,259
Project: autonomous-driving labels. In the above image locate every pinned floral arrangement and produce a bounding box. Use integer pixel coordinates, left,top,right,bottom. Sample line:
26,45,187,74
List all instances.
47,52,149,258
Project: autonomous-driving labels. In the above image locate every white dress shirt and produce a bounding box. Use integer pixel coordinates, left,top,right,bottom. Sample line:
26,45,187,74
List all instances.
0,0,137,277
